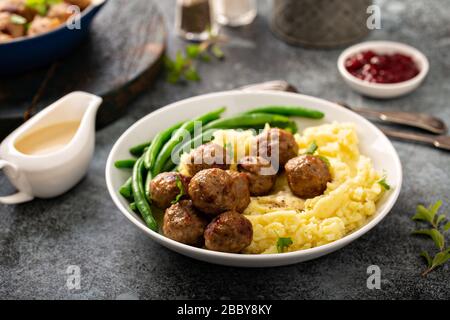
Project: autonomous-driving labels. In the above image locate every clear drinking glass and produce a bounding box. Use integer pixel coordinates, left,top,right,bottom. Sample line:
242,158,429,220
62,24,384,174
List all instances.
213,0,257,27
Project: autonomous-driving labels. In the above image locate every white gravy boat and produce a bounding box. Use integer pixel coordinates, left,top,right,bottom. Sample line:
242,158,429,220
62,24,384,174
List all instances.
0,92,102,204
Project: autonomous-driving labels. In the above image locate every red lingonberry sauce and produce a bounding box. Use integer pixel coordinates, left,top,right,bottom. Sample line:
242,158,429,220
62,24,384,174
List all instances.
345,50,420,84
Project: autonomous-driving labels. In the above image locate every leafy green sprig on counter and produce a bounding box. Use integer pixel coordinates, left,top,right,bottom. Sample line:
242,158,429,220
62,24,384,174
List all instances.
164,32,226,84
412,200,450,276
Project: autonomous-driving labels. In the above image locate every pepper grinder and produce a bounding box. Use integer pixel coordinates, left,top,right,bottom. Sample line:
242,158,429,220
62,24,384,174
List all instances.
176,0,218,41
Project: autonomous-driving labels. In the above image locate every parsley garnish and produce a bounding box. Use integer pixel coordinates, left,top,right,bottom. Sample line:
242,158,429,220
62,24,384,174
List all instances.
305,142,329,166
223,142,233,160
411,200,450,276
277,237,293,253
10,14,27,25
305,141,318,155
318,155,330,167
25,0,61,16
171,175,186,204
378,176,391,190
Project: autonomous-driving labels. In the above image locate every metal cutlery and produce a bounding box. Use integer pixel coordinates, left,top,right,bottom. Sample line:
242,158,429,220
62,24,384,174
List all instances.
338,102,447,134
379,128,450,151
240,80,299,93
240,80,450,151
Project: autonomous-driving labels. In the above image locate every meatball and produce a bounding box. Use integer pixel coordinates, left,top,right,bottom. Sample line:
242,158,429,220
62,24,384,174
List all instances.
48,2,73,22
0,12,25,38
188,168,248,215
0,32,12,42
238,156,277,196
285,155,331,199
204,211,253,253
254,128,298,168
184,143,230,176
66,0,92,10
163,200,207,246
149,172,190,209
0,0,36,21
227,170,251,212
28,16,60,36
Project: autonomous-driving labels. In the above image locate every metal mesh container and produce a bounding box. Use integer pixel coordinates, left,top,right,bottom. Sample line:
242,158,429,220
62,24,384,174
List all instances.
270,0,373,48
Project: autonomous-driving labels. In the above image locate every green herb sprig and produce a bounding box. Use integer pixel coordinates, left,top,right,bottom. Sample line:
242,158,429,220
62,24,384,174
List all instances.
223,142,234,160
277,237,293,253
304,141,330,167
411,200,450,276
378,176,391,191
305,141,318,155
164,32,226,84
10,14,27,25
25,0,61,16
171,175,186,204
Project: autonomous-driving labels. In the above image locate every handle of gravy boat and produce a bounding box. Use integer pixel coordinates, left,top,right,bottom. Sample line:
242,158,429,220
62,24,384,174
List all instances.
0,160,34,205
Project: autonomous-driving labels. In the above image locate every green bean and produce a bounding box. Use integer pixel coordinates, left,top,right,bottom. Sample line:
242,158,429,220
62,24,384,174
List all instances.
132,158,158,231
161,128,216,174
114,159,137,169
284,121,298,134
144,170,152,201
144,121,184,170
119,177,133,201
129,142,151,157
243,105,324,119
172,128,218,161
152,107,226,175
203,113,292,131
162,161,177,173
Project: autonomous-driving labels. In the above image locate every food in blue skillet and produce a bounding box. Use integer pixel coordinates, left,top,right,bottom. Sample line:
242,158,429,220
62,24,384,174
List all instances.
0,0,91,42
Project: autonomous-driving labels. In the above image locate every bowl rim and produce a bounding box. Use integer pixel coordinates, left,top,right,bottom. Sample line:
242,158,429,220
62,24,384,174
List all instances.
105,90,403,264
0,0,106,47
337,40,429,90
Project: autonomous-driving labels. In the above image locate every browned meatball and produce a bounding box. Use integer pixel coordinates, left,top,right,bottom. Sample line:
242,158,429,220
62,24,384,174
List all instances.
227,170,251,212
0,32,12,42
204,211,253,253
185,143,230,176
28,16,60,36
188,168,248,215
254,128,298,169
65,0,91,10
163,200,207,246
0,0,36,21
149,172,190,209
48,2,73,22
0,12,25,38
285,155,331,199
238,156,277,196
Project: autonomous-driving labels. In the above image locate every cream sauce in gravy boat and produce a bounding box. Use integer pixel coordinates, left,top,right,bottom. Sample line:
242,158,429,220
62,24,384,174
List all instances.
0,91,102,204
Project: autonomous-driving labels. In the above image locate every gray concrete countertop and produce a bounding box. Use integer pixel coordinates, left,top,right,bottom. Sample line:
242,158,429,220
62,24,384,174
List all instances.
1,0,449,299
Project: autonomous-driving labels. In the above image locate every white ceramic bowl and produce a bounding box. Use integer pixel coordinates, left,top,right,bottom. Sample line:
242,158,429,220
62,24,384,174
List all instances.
105,91,402,267
337,41,429,99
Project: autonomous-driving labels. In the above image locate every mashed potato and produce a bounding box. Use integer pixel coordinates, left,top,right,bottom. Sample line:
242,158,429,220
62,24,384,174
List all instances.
179,123,386,254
